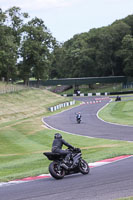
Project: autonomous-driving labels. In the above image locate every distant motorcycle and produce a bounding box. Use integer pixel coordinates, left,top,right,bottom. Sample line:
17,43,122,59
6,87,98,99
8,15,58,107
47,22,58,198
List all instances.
115,96,121,101
77,116,81,124
76,113,81,124
43,148,90,179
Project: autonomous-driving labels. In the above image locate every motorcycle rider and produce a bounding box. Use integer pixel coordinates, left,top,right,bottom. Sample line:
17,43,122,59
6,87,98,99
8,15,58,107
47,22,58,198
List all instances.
52,133,74,167
76,112,81,121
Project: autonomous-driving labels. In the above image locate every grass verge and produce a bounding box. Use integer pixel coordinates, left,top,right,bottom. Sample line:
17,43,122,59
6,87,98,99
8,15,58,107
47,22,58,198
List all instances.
98,97,133,126
0,126,133,182
116,197,133,200
0,88,132,182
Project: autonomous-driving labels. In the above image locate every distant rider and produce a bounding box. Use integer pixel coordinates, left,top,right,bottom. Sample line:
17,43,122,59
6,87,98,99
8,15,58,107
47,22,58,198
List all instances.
76,112,81,120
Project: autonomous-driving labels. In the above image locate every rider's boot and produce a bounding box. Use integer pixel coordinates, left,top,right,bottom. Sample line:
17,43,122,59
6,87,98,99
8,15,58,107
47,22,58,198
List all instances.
61,155,71,169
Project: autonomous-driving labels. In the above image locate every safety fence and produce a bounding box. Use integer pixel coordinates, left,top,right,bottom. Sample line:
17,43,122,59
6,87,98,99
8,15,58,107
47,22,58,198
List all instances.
0,84,28,94
48,100,75,112
62,92,108,97
123,82,133,89
62,91,133,97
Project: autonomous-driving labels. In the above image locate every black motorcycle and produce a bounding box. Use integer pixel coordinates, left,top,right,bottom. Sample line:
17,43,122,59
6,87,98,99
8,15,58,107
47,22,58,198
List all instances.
77,117,81,124
43,148,90,179
75,113,81,124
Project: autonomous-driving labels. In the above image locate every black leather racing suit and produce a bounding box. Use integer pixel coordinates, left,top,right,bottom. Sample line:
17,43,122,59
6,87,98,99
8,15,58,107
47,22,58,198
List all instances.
52,138,74,162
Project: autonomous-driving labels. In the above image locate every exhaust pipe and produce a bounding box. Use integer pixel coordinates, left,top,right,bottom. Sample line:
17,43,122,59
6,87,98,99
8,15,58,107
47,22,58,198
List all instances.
61,163,69,170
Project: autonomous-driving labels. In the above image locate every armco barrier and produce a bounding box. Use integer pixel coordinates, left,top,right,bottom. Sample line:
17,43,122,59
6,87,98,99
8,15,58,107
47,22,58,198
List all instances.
48,100,75,112
62,91,133,97
62,92,109,97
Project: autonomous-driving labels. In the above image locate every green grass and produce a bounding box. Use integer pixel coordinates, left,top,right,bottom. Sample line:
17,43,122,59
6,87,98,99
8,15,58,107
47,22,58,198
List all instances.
98,97,133,125
0,126,132,182
0,88,73,124
0,87,133,182
116,197,133,200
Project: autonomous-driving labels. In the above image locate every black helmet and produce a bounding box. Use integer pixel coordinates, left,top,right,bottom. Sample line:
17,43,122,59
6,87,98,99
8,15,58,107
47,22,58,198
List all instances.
54,133,62,139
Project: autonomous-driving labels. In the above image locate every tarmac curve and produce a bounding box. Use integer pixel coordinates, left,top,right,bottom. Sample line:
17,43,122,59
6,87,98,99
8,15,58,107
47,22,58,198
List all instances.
43,96,133,142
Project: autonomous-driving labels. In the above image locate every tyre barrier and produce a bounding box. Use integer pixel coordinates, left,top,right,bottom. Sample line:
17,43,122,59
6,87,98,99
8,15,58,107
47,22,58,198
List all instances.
48,100,75,112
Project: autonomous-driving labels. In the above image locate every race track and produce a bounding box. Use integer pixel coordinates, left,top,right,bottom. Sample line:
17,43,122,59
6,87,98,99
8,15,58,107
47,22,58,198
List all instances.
43,96,133,141
0,156,133,200
0,96,133,200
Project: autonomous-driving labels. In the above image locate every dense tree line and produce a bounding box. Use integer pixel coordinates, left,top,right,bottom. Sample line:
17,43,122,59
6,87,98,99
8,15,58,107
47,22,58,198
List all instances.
50,15,133,79
0,7,133,84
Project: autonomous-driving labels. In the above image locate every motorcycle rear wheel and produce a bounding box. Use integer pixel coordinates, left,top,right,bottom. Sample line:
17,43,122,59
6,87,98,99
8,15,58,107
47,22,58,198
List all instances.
79,159,90,174
77,119,81,124
49,161,65,179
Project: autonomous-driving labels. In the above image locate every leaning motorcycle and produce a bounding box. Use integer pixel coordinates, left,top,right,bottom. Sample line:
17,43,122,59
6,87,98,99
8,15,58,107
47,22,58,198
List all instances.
43,148,90,179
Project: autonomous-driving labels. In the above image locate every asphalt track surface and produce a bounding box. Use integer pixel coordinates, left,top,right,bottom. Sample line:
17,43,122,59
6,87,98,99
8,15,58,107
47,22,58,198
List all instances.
43,96,133,141
0,96,133,200
0,157,133,200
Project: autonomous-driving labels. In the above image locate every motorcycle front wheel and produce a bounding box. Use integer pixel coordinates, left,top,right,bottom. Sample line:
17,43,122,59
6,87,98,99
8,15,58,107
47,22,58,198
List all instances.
79,159,90,174
49,161,65,179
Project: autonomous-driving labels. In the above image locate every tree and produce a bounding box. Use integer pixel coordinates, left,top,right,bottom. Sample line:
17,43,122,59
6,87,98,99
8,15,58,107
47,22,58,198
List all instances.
19,17,56,85
121,35,133,76
0,7,29,82
0,9,17,82
50,44,64,78
5,7,29,46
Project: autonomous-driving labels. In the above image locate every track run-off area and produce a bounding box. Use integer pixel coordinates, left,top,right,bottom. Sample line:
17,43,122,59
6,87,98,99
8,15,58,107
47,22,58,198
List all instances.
0,96,133,200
